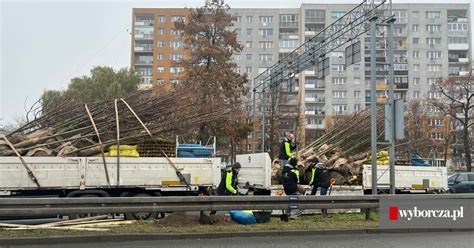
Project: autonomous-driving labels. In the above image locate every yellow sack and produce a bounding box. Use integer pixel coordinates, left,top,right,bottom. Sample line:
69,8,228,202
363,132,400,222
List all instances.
109,145,138,151
107,145,139,157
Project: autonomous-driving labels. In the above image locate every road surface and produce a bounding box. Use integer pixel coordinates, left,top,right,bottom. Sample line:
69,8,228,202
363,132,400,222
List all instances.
5,231,473,248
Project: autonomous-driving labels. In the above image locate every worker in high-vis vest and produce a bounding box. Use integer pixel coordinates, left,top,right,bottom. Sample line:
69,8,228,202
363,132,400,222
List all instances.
217,162,241,195
210,162,242,216
309,161,331,217
282,158,303,220
278,133,297,169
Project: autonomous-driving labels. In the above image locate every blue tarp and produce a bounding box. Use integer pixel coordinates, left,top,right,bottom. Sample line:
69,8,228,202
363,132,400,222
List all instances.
411,154,431,166
177,144,213,158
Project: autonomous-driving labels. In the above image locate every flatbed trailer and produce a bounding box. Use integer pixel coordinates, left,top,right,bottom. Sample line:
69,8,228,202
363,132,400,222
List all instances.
236,153,448,195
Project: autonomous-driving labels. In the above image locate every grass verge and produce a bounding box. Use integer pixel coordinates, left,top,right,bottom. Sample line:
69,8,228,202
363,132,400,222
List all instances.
0,212,379,238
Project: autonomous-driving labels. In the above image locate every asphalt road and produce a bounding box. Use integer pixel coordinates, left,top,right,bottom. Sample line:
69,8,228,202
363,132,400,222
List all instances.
6,231,473,248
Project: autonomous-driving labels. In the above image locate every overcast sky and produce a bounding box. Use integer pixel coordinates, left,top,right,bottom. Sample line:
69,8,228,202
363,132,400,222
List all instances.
1,0,473,124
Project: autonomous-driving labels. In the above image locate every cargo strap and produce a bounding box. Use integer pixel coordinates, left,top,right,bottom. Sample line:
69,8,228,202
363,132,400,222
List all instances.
2,136,41,188
120,98,191,189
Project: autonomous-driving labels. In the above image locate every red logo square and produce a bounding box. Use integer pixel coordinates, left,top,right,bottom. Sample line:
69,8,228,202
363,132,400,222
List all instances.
389,206,398,221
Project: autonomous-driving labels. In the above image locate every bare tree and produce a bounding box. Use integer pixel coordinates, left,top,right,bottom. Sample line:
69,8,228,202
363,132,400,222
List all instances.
430,74,473,171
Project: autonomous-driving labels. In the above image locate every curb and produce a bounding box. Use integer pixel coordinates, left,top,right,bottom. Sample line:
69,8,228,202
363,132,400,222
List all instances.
0,228,473,246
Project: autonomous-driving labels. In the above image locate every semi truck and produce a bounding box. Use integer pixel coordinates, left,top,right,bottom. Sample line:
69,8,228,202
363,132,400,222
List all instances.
236,153,448,195
0,156,221,219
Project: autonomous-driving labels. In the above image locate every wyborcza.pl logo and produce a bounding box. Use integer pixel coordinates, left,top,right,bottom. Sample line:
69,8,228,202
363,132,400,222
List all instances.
389,206,464,221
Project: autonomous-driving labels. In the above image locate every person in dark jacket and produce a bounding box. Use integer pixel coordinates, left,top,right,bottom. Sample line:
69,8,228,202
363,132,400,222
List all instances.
217,162,241,195
309,161,331,217
278,133,297,168
210,162,241,216
282,157,303,219
309,161,331,195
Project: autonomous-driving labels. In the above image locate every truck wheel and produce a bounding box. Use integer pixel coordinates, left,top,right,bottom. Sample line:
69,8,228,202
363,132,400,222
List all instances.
124,193,161,220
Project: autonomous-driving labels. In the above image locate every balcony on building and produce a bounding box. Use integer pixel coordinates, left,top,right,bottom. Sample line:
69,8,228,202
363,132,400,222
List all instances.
449,51,469,63
304,97,325,103
306,124,325,129
448,9,468,23
448,65,470,76
135,14,154,27
134,41,154,52
394,83,409,90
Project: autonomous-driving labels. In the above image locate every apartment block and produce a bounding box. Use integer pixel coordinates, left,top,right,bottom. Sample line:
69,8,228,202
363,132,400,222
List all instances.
131,3,471,154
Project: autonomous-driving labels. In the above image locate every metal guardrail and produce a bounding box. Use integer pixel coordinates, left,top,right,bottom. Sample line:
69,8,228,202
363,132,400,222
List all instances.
0,194,472,217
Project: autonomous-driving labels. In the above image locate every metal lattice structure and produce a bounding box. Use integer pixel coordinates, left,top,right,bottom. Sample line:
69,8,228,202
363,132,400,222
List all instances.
251,0,392,152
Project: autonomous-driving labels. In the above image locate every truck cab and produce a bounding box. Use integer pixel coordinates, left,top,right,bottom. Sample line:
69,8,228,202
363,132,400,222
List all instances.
448,172,474,193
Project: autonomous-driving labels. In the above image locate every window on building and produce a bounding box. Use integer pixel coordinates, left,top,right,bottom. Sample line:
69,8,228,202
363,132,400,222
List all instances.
258,29,273,37
280,14,298,23
414,64,420,71
245,41,253,48
426,11,441,19
171,53,184,61
156,79,164,85
171,28,182,36
412,11,419,18
259,16,273,24
246,66,252,74
413,91,420,98
233,54,241,61
427,78,438,85
157,41,165,48
236,16,242,23
170,66,183,74
330,11,345,19
426,24,441,32
413,51,420,58
393,27,403,35
246,54,253,60
427,51,442,59
331,64,345,72
246,16,253,22
354,104,361,112
158,28,165,35
171,16,185,22
427,38,442,45
332,77,346,85
279,40,299,48
259,41,273,49
354,91,361,98
156,53,164,60
170,41,183,48
412,24,419,32
258,67,268,73
157,66,164,73
332,91,347,98
259,54,273,62
246,28,253,35
413,78,420,85
354,77,360,84
158,16,165,22
353,64,360,71
333,104,348,114
393,10,407,23
428,64,442,72
448,36,468,44
448,23,468,31
412,37,419,44
305,10,324,22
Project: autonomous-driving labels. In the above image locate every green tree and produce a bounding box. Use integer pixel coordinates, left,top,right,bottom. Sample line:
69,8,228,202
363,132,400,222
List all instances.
174,0,250,160
41,66,139,113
